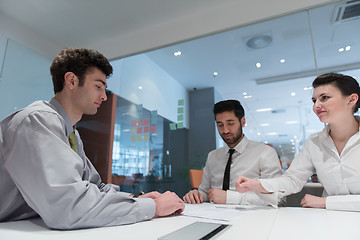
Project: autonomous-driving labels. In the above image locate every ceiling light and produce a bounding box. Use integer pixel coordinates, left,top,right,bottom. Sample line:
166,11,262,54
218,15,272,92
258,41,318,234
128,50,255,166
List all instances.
304,86,313,91
173,51,182,56
338,47,345,52
266,132,278,136
256,108,272,112
286,121,298,124
244,95,252,99
246,34,272,49
280,59,286,63
345,45,351,51
264,141,268,144
213,72,218,77
138,86,143,90
291,92,296,96
256,62,261,68
257,132,261,136
260,123,270,127
243,92,247,95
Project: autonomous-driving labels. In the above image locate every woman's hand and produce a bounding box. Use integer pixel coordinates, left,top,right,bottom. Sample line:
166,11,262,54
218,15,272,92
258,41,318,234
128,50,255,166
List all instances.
300,194,326,209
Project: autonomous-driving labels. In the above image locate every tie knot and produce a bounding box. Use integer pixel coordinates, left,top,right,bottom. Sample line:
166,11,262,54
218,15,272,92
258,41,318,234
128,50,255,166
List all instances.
68,131,78,153
229,149,235,155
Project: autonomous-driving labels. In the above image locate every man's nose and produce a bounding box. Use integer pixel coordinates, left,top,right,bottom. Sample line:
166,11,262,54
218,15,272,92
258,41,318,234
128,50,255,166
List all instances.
101,90,107,101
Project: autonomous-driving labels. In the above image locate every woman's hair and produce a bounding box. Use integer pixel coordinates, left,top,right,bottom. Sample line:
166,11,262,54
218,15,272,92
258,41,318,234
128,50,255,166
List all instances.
313,73,360,113
50,48,113,93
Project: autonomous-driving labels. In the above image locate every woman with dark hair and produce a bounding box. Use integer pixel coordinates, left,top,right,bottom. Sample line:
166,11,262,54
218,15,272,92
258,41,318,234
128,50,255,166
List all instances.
236,73,360,211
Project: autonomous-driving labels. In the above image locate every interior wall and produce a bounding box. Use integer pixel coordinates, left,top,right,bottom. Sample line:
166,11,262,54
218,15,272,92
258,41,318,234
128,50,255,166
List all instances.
188,87,217,168
0,39,52,121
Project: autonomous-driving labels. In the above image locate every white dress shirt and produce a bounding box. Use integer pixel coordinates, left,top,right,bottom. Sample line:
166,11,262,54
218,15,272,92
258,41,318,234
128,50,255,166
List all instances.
0,98,155,229
260,122,360,211
198,136,282,205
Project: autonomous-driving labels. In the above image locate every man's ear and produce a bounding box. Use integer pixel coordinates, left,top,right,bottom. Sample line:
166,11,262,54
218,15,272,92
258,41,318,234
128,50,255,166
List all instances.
64,72,78,90
241,117,246,127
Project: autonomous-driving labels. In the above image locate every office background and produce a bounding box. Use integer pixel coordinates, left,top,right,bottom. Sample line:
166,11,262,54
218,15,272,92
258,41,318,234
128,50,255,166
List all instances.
1,0,359,196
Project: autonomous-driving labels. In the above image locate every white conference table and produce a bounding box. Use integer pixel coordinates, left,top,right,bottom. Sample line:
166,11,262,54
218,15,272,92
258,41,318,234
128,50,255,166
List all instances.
1,204,360,240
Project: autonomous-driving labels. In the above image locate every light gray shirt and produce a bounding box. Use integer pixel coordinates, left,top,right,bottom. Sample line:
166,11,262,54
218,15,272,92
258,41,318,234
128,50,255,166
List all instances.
260,121,360,211
0,98,155,229
198,136,283,205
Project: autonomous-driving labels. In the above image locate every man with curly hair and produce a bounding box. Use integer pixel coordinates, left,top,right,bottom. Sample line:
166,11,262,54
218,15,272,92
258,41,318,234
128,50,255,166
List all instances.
0,48,184,229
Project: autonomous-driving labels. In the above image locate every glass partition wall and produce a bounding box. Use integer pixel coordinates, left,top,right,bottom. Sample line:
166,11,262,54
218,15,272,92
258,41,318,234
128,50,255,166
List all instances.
109,0,360,192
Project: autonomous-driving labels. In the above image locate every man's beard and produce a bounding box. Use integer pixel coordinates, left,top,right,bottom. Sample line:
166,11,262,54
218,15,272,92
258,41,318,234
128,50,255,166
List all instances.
221,126,243,146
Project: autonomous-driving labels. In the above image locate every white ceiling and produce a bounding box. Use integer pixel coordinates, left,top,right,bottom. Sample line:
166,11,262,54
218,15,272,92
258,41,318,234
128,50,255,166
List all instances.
1,0,359,158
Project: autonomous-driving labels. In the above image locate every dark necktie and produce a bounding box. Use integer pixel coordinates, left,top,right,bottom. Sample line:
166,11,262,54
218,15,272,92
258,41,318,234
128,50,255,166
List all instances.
222,149,235,190
68,131,78,153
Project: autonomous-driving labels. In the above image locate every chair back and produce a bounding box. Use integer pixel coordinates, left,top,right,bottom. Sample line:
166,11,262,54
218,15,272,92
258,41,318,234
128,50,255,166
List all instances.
189,169,203,188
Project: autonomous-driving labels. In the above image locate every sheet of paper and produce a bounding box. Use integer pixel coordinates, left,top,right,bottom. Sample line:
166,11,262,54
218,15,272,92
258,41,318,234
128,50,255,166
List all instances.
181,203,251,221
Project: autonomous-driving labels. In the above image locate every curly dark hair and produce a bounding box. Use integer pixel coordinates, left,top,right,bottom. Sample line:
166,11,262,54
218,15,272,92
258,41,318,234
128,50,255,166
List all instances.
313,73,360,113
50,48,113,93
213,100,245,122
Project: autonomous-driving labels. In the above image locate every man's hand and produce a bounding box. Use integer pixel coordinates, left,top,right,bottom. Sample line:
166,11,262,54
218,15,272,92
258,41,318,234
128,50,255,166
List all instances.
154,191,185,217
138,191,161,199
300,194,326,209
183,189,204,204
207,188,226,204
236,176,270,194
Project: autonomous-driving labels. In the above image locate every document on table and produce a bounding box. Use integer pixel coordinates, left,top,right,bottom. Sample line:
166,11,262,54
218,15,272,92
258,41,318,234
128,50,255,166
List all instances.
181,203,253,221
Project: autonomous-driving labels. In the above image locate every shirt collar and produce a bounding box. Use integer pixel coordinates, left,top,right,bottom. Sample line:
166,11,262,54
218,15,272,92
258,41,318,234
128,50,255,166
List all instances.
224,135,249,154
49,97,74,137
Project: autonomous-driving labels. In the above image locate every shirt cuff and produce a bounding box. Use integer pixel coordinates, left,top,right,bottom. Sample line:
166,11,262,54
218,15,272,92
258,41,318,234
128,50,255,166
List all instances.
226,190,242,204
326,195,360,212
134,197,156,221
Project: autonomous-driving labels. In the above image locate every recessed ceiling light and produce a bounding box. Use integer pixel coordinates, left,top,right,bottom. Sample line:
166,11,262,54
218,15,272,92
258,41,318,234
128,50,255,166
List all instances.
280,59,286,63
257,132,261,136
286,121,298,124
256,108,272,112
264,141,268,144
291,92,296,96
243,92,247,95
345,45,351,51
256,62,261,68
266,132,278,136
338,47,345,52
304,86,313,91
244,95,252,99
173,51,182,56
260,123,270,127
138,86,143,90
213,72,218,77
